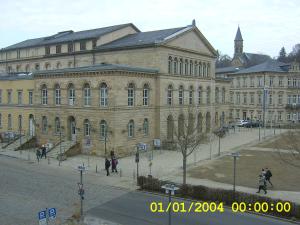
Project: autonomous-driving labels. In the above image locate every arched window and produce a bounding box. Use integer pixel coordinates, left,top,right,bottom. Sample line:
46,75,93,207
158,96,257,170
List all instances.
198,87,202,105
84,119,90,136
189,60,193,75
128,120,134,138
42,116,47,134
8,114,12,130
143,84,149,106
56,62,61,69
128,83,135,106
168,56,173,74
215,87,219,104
83,83,91,106
179,85,184,105
55,117,60,134
203,63,207,77
184,59,188,75
206,87,211,104
41,84,48,105
100,82,108,107
167,85,173,105
54,84,61,105
189,86,193,105
199,63,202,77
194,62,198,76
45,63,51,70
143,118,149,136
100,120,107,140
179,59,183,75
173,58,178,74
68,83,75,105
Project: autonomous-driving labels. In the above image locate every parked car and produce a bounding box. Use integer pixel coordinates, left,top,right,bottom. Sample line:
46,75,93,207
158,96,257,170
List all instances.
244,120,262,128
236,120,249,127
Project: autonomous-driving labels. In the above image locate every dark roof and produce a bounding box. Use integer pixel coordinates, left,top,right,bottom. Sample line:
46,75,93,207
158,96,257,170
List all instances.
233,60,290,74
235,52,271,68
2,23,139,50
33,63,158,76
216,66,241,74
96,26,190,51
234,27,243,41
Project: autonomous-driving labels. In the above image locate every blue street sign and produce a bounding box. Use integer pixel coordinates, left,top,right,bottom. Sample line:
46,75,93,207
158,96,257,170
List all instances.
38,210,47,225
48,208,57,220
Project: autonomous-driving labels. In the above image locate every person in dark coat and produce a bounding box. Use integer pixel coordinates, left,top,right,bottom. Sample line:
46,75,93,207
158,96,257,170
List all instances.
41,145,47,159
36,149,41,162
265,167,273,187
105,158,111,176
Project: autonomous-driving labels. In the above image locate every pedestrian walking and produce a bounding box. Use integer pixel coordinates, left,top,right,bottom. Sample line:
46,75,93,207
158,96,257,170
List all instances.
256,174,267,194
265,167,273,187
112,156,118,173
36,149,41,162
105,158,111,176
261,168,266,178
41,145,47,159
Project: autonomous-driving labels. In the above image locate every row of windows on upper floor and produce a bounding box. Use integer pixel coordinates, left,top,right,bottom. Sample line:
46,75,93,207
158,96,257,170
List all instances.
0,40,96,61
232,76,300,88
6,60,74,73
0,84,227,107
168,56,211,77
229,92,300,106
0,114,150,139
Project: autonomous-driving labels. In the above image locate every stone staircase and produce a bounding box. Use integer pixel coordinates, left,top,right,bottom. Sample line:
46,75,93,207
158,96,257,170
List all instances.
47,140,76,159
1,136,31,151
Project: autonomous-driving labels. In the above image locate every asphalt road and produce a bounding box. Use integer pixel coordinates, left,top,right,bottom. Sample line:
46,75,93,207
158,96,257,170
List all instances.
86,191,297,225
0,155,129,225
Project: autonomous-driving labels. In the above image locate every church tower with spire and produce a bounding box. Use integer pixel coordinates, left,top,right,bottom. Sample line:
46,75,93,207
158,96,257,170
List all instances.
234,26,243,57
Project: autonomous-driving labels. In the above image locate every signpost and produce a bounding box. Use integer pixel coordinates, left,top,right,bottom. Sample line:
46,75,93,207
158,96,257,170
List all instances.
38,210,47,225
77,165,86,220
48,208,57,220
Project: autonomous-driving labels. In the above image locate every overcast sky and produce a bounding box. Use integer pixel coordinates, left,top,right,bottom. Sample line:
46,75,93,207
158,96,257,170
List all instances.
0,0,299,58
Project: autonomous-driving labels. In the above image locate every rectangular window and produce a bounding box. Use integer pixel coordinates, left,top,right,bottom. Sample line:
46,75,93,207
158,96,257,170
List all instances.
230,93,233,103
42,89,48,105
269,77,273,87
7,90,12,104
243,77,247,87
258,94,262,104
278,94,282,105
279,78,283,87
45,46,50,55
250,94,254,104
68,43,73,53
189,91,193,105
293,78,297,87
29,91,33,105
56,45,61,54
278,112,282,121
236,93,240,104
250,77,254,87
55,89,61,105
80,41,86,50
288,95,292,104
128,89,134,106
143,89,148,106
18,91,22,105
293,95,297,104
243,93,247,104
179,90,184,105
198,90,202,105
288,78,291,87
269,94,272,105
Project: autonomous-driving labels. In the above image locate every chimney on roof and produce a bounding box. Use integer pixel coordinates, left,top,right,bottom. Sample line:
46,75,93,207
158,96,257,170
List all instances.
192,19,196,26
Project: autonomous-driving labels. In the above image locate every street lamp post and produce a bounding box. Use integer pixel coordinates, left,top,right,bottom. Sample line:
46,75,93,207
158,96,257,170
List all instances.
77,165,86,220
231,152,240,199
161,184,179,225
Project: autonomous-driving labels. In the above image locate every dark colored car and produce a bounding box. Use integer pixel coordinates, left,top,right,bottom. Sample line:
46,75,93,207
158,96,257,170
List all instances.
244,120,262,128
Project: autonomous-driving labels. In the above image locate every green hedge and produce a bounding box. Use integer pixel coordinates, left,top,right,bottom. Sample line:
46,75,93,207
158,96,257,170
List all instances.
138,176,300,220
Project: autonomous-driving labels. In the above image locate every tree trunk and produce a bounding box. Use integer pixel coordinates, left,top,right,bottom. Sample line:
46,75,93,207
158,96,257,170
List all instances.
183,154,187,185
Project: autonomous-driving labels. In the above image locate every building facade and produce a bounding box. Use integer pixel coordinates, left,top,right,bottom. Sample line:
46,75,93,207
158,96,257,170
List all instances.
0,22,230,156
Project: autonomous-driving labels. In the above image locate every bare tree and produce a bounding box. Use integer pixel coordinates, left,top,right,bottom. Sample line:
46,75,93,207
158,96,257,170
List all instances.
168,109,208,185
277,130,300,168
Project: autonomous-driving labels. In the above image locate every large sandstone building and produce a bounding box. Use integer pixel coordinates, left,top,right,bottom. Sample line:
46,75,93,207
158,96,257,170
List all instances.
0,21,230,155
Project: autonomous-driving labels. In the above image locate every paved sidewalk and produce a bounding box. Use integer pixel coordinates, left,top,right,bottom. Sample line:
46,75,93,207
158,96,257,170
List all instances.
2,127,297,204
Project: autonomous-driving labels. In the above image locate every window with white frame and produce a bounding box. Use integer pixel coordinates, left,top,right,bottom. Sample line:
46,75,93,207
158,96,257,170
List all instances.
243,93,247,104
8,114,12,130
41,85,48,105
279,77,283,87
206,87,211,104
278,112,282,121
236,93,240,104
128,83,135,106
7,90,12,104
83,83,91,106
179,86,184,105
293,78,297,87
179,59,183,75
288,95,292,104
100,82,108,107
55,117,60,134
173,58,178,74
189,60,193,75
68,84,75,105
143,84,149,106
55,84,61,105
250,93,254,104
198,87,202,105
128,120,134,138
168,56,172,74
100,120,107,140
250,77,254,87
269,94,272,105
84,119,90,136
189,86,193,105
143,118,149,136
167,85,173,105
288,78,291,87
184,60,188,75
258,93,262,104
269,77,274,87
278,94,283,105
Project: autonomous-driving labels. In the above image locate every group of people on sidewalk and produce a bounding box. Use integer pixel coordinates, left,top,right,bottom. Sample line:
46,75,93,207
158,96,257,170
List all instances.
105,150,118,176
36,145,47,162
257,167,273,194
